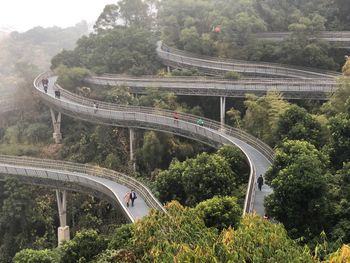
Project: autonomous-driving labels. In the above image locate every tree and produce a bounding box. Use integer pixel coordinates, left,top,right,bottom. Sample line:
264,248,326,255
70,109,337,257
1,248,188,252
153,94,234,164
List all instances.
156,152,236,206
243,92,290,145
55,65,90,92
265,140,330,239
322,77,350,115
194,196,242,231
331,163,350,243
59,229,108,263
133,201,218,262
94,4,120,32
276,104,324,147
327,99,350,169
217,214,314,262
342,58,350,76
13,249,57,263
0,178,56,262
216,145,249,185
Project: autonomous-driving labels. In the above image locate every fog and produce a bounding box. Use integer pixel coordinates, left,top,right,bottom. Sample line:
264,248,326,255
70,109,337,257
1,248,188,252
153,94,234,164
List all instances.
0,0,116,32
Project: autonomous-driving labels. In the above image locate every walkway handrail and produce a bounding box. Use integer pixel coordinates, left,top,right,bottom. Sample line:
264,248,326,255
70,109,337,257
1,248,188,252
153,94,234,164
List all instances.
86,75,337,99
0,155,165,213
54,82,275,162
158,41,340,78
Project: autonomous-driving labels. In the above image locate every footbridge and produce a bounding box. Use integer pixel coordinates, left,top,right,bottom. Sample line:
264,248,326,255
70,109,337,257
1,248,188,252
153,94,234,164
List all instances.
157,41,341,79
86,75,337,100
0,154,164,244
254,31,350,48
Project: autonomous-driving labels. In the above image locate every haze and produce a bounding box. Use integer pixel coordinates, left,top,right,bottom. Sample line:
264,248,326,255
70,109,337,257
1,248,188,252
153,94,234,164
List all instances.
0,0,116,32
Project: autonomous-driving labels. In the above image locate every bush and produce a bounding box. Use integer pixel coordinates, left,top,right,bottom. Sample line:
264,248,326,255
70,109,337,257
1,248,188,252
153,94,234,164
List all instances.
224,71,241,80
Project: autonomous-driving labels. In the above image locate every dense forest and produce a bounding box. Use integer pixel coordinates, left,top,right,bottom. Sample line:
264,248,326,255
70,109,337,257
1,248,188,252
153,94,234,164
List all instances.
0,0,350,262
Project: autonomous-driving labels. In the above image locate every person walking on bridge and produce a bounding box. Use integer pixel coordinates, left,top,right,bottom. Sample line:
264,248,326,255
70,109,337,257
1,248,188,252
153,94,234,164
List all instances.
257,174,264,191
130,190,137,207
124,191,131,207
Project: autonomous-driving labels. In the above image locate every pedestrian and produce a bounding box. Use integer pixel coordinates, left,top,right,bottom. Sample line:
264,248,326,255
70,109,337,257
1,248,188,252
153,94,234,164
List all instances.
124,191,131,207
257,174,264,191
197,118,204,126
173,111,179,124
42,78,48,93
130,190,137,207
93,102,98,113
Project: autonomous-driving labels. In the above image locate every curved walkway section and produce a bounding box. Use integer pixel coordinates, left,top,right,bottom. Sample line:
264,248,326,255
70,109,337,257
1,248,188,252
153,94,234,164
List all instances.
86,75,337,100
0,155,164,223
254,31,350,48
157,41,340,79
33,72,274,215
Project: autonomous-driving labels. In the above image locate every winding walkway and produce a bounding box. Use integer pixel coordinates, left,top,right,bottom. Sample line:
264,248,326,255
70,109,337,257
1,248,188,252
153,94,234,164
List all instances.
157,42,340,79
33,72,273,216
86,75,337,100
0,155,163,222
254,31,350,48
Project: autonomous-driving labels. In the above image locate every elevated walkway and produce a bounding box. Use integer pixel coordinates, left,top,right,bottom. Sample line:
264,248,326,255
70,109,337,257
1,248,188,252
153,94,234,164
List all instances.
86,75,337,100
157,41,340,79
33,72,274,215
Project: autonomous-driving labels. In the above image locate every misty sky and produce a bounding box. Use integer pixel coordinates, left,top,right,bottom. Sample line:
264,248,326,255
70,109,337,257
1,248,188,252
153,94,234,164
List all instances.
0,0,116,32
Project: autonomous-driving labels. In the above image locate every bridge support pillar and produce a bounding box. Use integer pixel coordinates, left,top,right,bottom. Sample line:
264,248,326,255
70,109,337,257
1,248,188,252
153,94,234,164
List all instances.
56,190,70,246
220,96,226,129
129,128,136,171
50,109,62,144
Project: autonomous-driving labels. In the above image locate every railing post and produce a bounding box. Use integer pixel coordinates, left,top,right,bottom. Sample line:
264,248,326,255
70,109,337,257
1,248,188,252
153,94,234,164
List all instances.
220,96,226,129
50,108,62,144
56,190,70,245
129,128,136,171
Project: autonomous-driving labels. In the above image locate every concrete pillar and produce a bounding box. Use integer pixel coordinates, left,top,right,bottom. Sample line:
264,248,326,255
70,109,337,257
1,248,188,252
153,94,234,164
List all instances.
50,109,62,144
220,96,226,129
129,128,136,171
167,66,171,73
56,190,70,245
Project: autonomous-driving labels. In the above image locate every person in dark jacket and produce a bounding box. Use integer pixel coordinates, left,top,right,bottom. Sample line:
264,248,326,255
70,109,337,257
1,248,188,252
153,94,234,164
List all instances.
130,190,137,207
257,174,264,191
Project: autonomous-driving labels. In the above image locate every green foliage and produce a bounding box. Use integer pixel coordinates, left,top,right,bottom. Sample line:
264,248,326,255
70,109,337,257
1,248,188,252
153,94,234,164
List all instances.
24,123,51,144
55,65,90,92
217,214,314,262
59,229,108,263
13,249,57,263
156,152,236,206
224,71,241,80
133,201,218,262
0,178,57,262
108,224,134,250
265,140,330,239
322,77,350,115
276,104,324,147
194,196,241,231
52,26,160,76
327,105,350,169
243,91,290,145
171,68,202,76
343,58,350,76
216,145,249,185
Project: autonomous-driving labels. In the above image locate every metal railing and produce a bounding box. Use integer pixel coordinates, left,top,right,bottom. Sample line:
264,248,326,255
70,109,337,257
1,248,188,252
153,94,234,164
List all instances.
0,155,165,215
157,41,340,79
254,31,350,42
86,75,337,99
